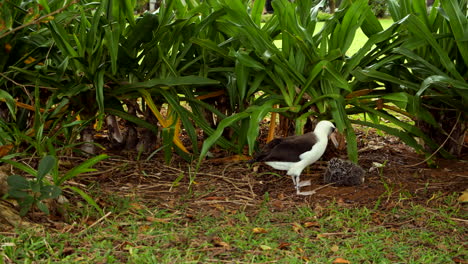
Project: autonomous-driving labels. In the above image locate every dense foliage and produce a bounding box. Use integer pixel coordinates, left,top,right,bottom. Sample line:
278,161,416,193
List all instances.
368,0,387,17
0,0,466,165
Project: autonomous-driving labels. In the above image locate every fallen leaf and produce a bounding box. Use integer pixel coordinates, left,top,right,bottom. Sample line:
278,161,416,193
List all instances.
337,198,346,206
278,242,290,250
0,144,13,157
146,216,170,223
185,214,195,220
333,257,350,264
61,247,74,256
118,241,136,251
271,200,284,210
5,43,12,53
316,233,326,239
252,165,259,173
259,245,272,250
452,256,468,263
458,190,468,203
304,221,320,228
331,244,339,252
277,193,285,200
252,227,268,234
24,56,36,64
129,202,145,210
210,204,225,211
291,223,302,233
211,236,231,249
436,243,448,251
138,225,151,233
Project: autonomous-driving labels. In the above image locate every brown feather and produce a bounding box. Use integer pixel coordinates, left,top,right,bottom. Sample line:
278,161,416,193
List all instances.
253,132,318,162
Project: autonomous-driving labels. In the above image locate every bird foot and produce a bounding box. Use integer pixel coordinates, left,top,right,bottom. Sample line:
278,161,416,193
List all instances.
297,180,311,187
296,189,316,196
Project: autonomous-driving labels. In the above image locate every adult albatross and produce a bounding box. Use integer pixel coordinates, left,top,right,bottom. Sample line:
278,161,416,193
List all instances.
252,120,338,195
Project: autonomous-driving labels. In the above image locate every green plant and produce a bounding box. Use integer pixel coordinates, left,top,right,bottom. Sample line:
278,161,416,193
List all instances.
317,11,333,20
198,0,388,163
4,154,108,216
353,0,468,157
369,0,387,17
6,155,61,215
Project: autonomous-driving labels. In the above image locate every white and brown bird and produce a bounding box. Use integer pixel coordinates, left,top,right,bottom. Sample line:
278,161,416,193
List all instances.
252,120,339,195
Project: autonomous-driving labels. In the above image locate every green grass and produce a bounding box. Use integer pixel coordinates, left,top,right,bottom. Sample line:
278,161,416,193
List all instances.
1,193,466,263
347,18,394,55
272,18,394,56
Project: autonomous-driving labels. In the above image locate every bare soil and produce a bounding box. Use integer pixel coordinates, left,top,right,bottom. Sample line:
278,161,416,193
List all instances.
3,127,467,227
80,128,468,218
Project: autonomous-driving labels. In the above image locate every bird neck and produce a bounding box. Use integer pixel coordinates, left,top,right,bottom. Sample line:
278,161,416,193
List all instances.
314,130,330,143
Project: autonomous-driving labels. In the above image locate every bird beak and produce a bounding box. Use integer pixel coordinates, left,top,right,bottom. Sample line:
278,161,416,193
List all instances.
330,131,339,148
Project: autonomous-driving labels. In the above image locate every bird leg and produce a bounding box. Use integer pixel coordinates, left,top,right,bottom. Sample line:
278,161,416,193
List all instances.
298,180,311,187
292,175,314,195
291,175,297,186
293,174,311,187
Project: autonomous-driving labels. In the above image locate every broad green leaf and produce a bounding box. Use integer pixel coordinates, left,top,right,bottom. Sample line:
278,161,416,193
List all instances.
95,69,105,129
404,15,464,81
251,0,266,25
8,189,30,199
165,92,199,154
37,155,56,181
40,185,62,199
115,76,220,95
417,76,468,99
247,100,278,155
19,196,34,216
440,0,468,66
162,127,174,164
36,200,50,215
199,112,250,162
7,174,30,190
231,49,266,70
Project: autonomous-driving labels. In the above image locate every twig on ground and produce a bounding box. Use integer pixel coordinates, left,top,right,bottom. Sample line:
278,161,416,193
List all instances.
78,211,112,235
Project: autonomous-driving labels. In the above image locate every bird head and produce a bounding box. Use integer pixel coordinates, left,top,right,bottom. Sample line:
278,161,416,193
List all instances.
315,120,339,148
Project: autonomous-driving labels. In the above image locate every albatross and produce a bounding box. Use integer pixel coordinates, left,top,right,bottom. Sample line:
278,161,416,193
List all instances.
252,120,339,195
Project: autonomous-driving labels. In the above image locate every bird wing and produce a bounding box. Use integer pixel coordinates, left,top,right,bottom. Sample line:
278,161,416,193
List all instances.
254,133,317,162
252,138,283,162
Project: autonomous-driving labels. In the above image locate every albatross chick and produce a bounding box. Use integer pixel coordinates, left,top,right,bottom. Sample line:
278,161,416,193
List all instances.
323,158,365,186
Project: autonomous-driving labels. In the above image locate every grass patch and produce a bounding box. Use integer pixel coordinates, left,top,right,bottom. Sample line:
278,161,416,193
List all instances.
271,17,394,56
2,193,465,263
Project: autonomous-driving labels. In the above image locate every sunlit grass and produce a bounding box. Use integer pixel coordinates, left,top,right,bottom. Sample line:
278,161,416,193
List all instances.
1,193,465,263
347,17,393,55
273,18,394,56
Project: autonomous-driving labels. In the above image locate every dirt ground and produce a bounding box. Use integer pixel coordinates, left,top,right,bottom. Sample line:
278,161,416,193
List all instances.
76,128,468,218
2,126,466,229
